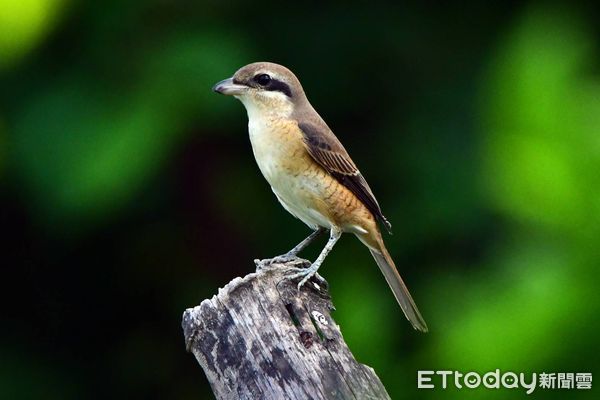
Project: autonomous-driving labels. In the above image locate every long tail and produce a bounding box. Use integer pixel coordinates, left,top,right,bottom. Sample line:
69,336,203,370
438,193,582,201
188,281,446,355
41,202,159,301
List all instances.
366,235,428,332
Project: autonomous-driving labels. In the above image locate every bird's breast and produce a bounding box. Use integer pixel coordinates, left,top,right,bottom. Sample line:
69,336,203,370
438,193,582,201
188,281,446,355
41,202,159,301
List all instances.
248,117,305,185
246,116,374,233
247,117,333,228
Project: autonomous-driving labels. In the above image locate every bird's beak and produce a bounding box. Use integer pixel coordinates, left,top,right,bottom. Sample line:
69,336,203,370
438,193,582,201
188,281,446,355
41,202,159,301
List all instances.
212,78,248,96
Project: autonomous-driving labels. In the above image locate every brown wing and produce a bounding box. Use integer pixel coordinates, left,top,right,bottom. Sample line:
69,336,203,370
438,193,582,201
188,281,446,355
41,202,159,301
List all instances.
298,121,392,233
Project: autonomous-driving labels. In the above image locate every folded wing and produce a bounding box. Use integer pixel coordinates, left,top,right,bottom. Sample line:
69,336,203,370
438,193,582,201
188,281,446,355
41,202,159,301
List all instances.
298,121,392,233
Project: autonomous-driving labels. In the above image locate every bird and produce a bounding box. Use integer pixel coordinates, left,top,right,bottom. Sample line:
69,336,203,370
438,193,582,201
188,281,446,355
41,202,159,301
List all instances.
212,62,428,332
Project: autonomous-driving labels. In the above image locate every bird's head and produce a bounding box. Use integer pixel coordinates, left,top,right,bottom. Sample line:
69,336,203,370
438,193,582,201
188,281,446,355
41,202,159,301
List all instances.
212,62,306,118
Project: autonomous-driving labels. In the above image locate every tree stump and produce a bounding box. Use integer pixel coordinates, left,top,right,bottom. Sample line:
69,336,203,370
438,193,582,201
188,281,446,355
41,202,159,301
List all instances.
181,259,391,400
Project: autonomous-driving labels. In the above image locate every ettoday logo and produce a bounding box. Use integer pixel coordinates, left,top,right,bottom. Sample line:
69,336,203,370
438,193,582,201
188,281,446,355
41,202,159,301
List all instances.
418,370,593,394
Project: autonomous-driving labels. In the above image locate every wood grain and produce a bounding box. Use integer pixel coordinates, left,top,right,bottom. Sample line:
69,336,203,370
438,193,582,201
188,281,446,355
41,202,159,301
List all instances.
182,259,391,400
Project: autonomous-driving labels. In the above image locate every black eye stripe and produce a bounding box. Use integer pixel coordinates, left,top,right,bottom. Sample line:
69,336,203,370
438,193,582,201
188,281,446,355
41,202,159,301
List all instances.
246,73,293,97
264,79,292,97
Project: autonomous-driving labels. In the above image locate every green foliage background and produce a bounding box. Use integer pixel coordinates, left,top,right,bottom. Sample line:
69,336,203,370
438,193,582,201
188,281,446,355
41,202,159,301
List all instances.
1,1,599,399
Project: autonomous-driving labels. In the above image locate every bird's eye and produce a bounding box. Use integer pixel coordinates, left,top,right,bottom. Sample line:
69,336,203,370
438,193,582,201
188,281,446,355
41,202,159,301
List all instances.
254,74,271,86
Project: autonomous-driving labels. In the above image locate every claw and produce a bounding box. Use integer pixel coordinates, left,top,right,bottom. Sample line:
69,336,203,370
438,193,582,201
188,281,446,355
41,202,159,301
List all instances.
262,255,327,290
261,254,311,268
298,275,312,289
259,252,301,265
268,254,298,264
284,262,322,290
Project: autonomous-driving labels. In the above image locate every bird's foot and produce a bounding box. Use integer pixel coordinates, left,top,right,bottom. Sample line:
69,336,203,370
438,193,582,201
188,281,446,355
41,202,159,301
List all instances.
255,255,310,273
254,253,310,270
284,263,327,290
255,255,328,290
268,252,302,265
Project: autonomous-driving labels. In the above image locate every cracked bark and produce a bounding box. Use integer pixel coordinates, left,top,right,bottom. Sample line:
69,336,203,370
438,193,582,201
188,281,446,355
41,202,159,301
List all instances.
182,259,391,400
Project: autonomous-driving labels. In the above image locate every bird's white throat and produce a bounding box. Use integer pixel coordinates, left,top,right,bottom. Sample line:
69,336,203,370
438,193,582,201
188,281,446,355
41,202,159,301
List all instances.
236,91,293,121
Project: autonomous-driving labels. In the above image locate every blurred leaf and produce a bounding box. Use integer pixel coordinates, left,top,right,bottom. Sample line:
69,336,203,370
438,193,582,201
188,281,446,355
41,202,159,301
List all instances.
435,242,584,370
420,6,600,398
331,248,399,364
0,0,66,70
11,31,250,227
481,5,600,233
0,119,6,179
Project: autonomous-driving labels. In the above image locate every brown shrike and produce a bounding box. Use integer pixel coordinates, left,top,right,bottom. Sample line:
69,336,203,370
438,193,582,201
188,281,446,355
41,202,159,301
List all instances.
213,62,428,332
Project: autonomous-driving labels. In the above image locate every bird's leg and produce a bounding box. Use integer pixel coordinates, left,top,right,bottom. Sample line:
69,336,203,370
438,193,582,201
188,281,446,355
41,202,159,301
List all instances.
286,228,342,289
265,228,325,264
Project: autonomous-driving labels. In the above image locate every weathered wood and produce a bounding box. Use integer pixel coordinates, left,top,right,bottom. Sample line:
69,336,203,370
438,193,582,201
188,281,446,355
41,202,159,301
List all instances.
182,258,391,400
